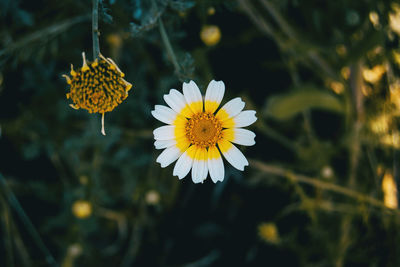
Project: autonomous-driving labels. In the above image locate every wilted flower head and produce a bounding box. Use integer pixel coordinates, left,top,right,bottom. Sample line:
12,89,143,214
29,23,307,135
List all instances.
152,80,257,183
63,52,132,135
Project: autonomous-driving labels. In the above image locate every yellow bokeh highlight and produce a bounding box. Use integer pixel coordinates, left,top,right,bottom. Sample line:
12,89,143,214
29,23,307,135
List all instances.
341,67,350,80
380,131,400,149
72,200,92,219
362,65,386,83
393,50,400,66
369,11,380,28
207,7,216,16
258,222,279,244
382,171,398,209
145,190,161,205
389,3,400,35
200,25,221,46
369,114,390,134
329,80,345,94
106,33,123,49
390,82,400,110
335,44,347,56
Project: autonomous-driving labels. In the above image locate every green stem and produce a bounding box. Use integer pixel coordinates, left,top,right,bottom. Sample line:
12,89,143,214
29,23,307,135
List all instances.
0,174,58,267
158,18,181,75
92,0,100,60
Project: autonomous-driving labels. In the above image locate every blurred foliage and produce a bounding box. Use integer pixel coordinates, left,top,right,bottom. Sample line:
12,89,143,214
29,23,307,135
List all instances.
1,0,400,266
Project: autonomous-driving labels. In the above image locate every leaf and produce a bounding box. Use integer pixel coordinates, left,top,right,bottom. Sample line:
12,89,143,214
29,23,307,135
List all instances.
264,86,345,120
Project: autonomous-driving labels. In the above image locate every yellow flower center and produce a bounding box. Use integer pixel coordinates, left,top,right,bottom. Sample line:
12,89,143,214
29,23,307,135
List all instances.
185,112,222,148
65,56,132,114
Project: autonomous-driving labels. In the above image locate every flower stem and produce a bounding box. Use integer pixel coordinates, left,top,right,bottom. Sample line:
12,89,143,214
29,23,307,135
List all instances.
0,174,58,267
101,112,106,136
92,0,100,60
158,18,181,75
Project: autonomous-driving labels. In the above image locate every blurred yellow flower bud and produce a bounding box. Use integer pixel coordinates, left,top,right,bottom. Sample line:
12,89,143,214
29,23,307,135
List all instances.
207,7,216,16
200,25,221,46
72,200,92,219
335,44,347,56
107,34,122,48
321,166,334,179
145,190,160,205
258,222,279,244
341,67,350,80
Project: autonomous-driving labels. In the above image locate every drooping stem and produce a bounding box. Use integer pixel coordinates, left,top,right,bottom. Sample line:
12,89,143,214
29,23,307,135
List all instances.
92,0,100,60
0,174,58,267
101,113,106,136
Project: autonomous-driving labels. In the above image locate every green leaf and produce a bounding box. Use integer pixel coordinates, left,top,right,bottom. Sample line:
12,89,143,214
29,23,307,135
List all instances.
264,86,345,120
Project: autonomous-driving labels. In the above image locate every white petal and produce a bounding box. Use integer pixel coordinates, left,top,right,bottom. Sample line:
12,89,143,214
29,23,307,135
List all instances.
231,128,256,146
217,97,245,120
219,141,249,171
154,139,176,149
205,80,225,113
183,80,203,114
153,125,175,140
163,89,188,114
173,146,196,179
234,110,257,128
208,147,224,183
156,146,182,168
151,105,178,124
191,147,208,183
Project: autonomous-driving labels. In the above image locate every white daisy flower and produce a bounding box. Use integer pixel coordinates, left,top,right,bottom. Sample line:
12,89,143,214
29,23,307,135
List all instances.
151,80,257,183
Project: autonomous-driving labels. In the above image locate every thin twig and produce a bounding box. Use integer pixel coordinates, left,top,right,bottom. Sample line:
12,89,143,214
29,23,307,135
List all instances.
336,61,364,267
150,0,181,77
259,0,297,40
92,0,100,60
0,174,58,267
0,14,90,58
249,159,399,215
0,194,15,267
158,17,181,75
255,120,298,152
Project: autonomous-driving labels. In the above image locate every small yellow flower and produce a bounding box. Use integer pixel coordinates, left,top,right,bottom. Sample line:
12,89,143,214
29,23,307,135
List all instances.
63,52,132,135
258,222,279,244
72,200,92,219
200,25,221,46
382,171,398,209
152,80,257,183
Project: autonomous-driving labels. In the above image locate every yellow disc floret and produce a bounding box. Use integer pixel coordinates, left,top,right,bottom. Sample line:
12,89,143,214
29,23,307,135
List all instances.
185,112,222,148
64,52,132,114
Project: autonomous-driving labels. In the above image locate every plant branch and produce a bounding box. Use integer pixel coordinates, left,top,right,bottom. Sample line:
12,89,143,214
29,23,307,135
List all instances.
249,159,399,215
0,174,58,267
92,0,100,60
0,14,90,59
158,17,181,76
